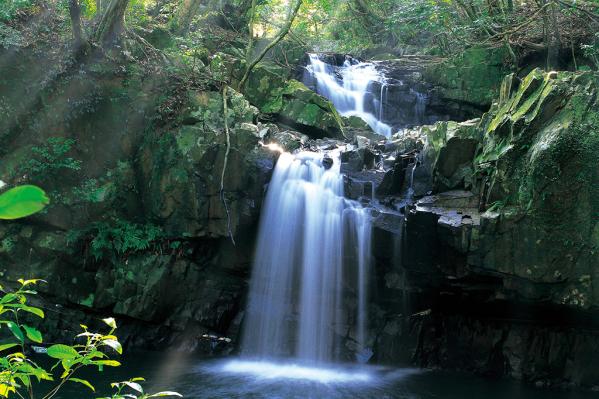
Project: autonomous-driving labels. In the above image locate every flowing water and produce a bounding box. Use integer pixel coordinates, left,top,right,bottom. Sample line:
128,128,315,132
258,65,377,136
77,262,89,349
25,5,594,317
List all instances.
304,54,394,137
53,56,593,398
242,151,372,363
55,353,598,399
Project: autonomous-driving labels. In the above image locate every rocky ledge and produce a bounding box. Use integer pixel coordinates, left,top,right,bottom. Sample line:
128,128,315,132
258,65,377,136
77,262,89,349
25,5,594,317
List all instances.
369,68,599,389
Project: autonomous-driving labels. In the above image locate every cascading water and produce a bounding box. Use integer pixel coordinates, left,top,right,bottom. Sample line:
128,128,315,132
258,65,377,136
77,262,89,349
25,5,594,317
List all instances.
242,150,372,364
304,54,393,137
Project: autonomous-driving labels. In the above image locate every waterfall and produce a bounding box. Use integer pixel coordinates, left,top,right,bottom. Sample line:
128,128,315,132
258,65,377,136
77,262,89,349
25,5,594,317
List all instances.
304,54,393,138
243,151,372,364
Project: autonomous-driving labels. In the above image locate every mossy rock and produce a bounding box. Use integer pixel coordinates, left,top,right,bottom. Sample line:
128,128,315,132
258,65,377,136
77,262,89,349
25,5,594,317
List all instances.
471,69,599,308
138,88,273,239
243,63,345,139
424,47,510,110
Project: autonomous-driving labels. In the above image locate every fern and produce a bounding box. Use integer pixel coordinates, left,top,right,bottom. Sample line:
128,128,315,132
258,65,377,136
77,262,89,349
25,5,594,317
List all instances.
18,137,81,181
84,220,165,260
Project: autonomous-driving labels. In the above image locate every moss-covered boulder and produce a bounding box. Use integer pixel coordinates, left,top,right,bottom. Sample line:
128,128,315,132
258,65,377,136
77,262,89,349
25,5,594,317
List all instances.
424,47,511,114
244,62,345,138
469,69,599,306
411,68,599,311
275,80,345,138
138,87,274,238
419,119,481,192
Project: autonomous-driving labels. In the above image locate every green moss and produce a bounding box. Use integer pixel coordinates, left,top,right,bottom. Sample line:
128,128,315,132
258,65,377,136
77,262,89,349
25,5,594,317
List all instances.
424,47,511,107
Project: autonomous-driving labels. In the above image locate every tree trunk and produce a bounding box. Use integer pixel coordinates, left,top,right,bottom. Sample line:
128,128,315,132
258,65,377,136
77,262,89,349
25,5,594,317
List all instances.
68,0,84,47
94,0,130,48
547,0,562,70
540,0,561,70
243,0,257,64
238,0,303,91
173,0,202,35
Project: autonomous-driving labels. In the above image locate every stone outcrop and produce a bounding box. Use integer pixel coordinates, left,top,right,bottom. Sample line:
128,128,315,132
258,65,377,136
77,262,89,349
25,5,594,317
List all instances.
0,51,287,353
370,68,599,389
244,62,346,138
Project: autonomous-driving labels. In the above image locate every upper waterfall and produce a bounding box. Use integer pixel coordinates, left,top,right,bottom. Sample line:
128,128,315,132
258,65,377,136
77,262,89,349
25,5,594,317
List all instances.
303,54,393,137
242,150,372,364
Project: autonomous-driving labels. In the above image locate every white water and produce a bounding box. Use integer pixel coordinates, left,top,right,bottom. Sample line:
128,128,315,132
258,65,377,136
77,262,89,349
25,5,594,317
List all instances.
305,54,393,137
220,360,373,383
242,151,372,364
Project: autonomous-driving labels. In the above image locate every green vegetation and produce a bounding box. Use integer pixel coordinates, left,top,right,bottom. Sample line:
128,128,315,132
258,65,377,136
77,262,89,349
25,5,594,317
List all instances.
74,220,165,261
0,280,181,399
0,0,36,22
0,186,49,220
0,0,598,393
16,138,81,182
0,188,180,398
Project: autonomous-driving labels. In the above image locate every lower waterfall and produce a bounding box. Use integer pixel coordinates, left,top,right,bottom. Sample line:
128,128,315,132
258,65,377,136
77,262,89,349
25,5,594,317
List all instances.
242,150,372,364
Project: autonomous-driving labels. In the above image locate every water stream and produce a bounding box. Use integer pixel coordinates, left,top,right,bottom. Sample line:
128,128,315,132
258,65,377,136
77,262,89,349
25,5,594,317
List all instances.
242,150,372,364
303,54,394,137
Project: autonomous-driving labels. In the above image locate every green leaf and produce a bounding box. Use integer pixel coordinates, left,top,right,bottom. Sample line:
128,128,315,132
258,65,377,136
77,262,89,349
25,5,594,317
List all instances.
69,378,95,392
102,339,122,354
122,381,143,393
102,317,117,329
0,293,18,305
6,322,24,342
147,392,183,397
22,325,43,343
0,185,50,220
16,374,30,388
6,304,45,318
91,360,121,367
46,344,79,360
21,305,44,318
17,279,44,287
0,343,18,352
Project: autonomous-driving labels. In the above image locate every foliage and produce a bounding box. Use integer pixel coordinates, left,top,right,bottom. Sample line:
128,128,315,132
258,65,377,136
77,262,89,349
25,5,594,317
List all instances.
0,25,25,49
0,280,181,399
71,179,105,204
80,0,97,18
17,138,81,182
0,0,36,22
100,378,182,399
581,32,599,69
0,187,179,398
73,220,165,260
0,186,49,220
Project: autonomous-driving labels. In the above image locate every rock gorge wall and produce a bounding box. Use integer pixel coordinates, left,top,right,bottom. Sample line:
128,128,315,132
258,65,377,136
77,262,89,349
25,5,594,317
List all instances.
372,69,599,389
2,35,598,391
0,40,371,353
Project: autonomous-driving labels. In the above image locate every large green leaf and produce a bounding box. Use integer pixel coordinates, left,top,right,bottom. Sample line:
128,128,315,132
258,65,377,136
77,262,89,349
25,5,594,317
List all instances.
0,185,49,220
22,325,43,343
46,344,78,360
69,378,95,392
6,322,24,342
0,343,19,352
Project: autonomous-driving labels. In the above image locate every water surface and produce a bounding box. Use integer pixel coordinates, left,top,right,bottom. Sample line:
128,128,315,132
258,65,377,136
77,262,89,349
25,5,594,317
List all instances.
52,353,596,399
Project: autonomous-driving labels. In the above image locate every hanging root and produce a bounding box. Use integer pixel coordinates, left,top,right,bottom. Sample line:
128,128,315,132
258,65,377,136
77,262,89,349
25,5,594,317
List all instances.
220,85,236,246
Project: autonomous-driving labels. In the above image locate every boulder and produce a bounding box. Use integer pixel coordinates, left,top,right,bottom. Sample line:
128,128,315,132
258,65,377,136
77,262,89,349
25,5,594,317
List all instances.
424,47,511,115
139,87,273,238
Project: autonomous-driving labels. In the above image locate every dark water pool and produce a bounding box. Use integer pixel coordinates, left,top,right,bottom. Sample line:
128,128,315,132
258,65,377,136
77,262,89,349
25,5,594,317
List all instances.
51,353,596,399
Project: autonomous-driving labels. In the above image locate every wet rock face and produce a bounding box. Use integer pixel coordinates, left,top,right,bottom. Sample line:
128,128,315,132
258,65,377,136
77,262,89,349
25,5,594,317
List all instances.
372,69,599,388
300,53,496,134
244,63,345,139
137,87,273,238
0,54,289,354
